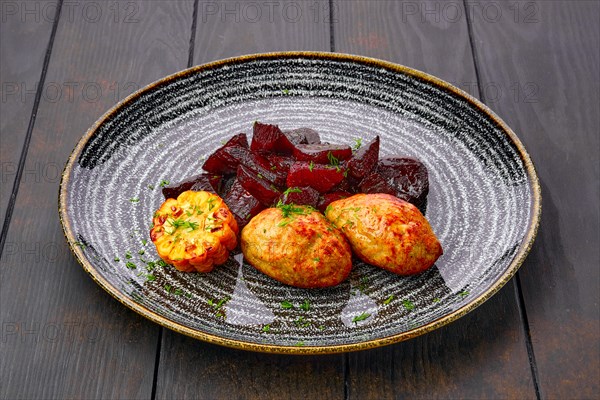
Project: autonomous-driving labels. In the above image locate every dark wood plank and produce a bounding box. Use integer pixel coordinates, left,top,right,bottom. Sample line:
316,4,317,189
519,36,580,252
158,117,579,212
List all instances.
0,1,194,398
158,337,344,400
469,1,600,398
154,2,342,399
334,1,537,398
0,0,58,224
192,0,331,63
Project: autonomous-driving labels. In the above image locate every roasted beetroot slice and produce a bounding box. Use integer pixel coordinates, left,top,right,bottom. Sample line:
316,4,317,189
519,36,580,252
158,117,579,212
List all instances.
284,127,321,145
224,133,249,148
224,179,265,229
202,145,250,175
251,122,295,154
377,157,429,206
292,144,353,164
263,153,294,174
359,172,397,196
237,165,281,206
277,187,320,208
286,162,346,193
238,151,286,187
162,173,221,199
347,136,380,179
317,191,352,213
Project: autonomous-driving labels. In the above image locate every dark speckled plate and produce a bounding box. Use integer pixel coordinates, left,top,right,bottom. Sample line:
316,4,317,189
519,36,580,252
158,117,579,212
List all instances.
59,52,541,354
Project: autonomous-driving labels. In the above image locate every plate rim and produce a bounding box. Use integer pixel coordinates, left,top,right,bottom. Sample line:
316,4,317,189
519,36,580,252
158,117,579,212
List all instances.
58,51,542,354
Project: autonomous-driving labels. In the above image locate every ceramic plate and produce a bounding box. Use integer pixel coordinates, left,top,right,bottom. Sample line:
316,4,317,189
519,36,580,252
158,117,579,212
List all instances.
59,52,541,354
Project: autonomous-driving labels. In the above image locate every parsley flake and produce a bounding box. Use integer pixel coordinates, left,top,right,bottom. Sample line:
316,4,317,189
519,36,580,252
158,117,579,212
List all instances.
300,299,310,311
281,301,294,309
402,300,415,310
352,312,371,324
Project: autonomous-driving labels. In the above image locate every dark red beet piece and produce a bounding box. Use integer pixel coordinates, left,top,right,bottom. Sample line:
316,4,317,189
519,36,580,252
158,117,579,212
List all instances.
237,165,281,206
317,191,352,213
246,152,288,187
347,136,380,179
251,122,295,155
223,179,265,230
263,153,294,175
162,173,221,199
284,127,321,145
359,172,397,196
286,162,346,193
224,133,249,148
292,144,353,164
202,145,249,175
277,187,320,208
377,157,429,207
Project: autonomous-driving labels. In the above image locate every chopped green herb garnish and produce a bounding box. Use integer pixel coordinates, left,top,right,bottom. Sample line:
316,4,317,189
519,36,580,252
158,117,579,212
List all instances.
383,295,394,305
327,151,340,167
295,341,305,347
257,173,264,179
282,89,290,94
164,284,172,293
159,180,170,187
148,184,155,190
125,262,137,269
125,251,132,259
207,197,216,211
459,290,469,298
294,316,311,327
209,296,230,310
276,201,312,218
353,137,362,150
262,324,271,332
300,299,310,311
146,274,156,281
402,300,415,310
73,241,86,249
270,165,277,170
168,218,199,233
308,161,315,172
433,297,441,303
174,288,183,296
313,257,320,262
157,260,168,267
283,187,302,196
277,220,291,227
281,300,294,309
114,257,120,262
352,312,371,324
129,197,139,203
138,249,145,255
141,239,147,246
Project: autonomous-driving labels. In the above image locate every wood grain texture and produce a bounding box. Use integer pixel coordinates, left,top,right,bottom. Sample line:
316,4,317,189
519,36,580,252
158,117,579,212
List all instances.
192,0,331,63
334,1,537,398
469,1,600,398
0,1,194,398
154,2,344,399
0,0,58,225
157,335,344,400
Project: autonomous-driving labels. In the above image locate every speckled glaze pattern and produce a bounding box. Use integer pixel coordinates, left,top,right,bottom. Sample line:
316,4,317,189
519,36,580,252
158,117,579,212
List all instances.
59,52,541,354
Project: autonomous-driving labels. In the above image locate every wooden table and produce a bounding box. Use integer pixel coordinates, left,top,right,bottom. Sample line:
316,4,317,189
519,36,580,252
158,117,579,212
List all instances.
1,1,598,398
